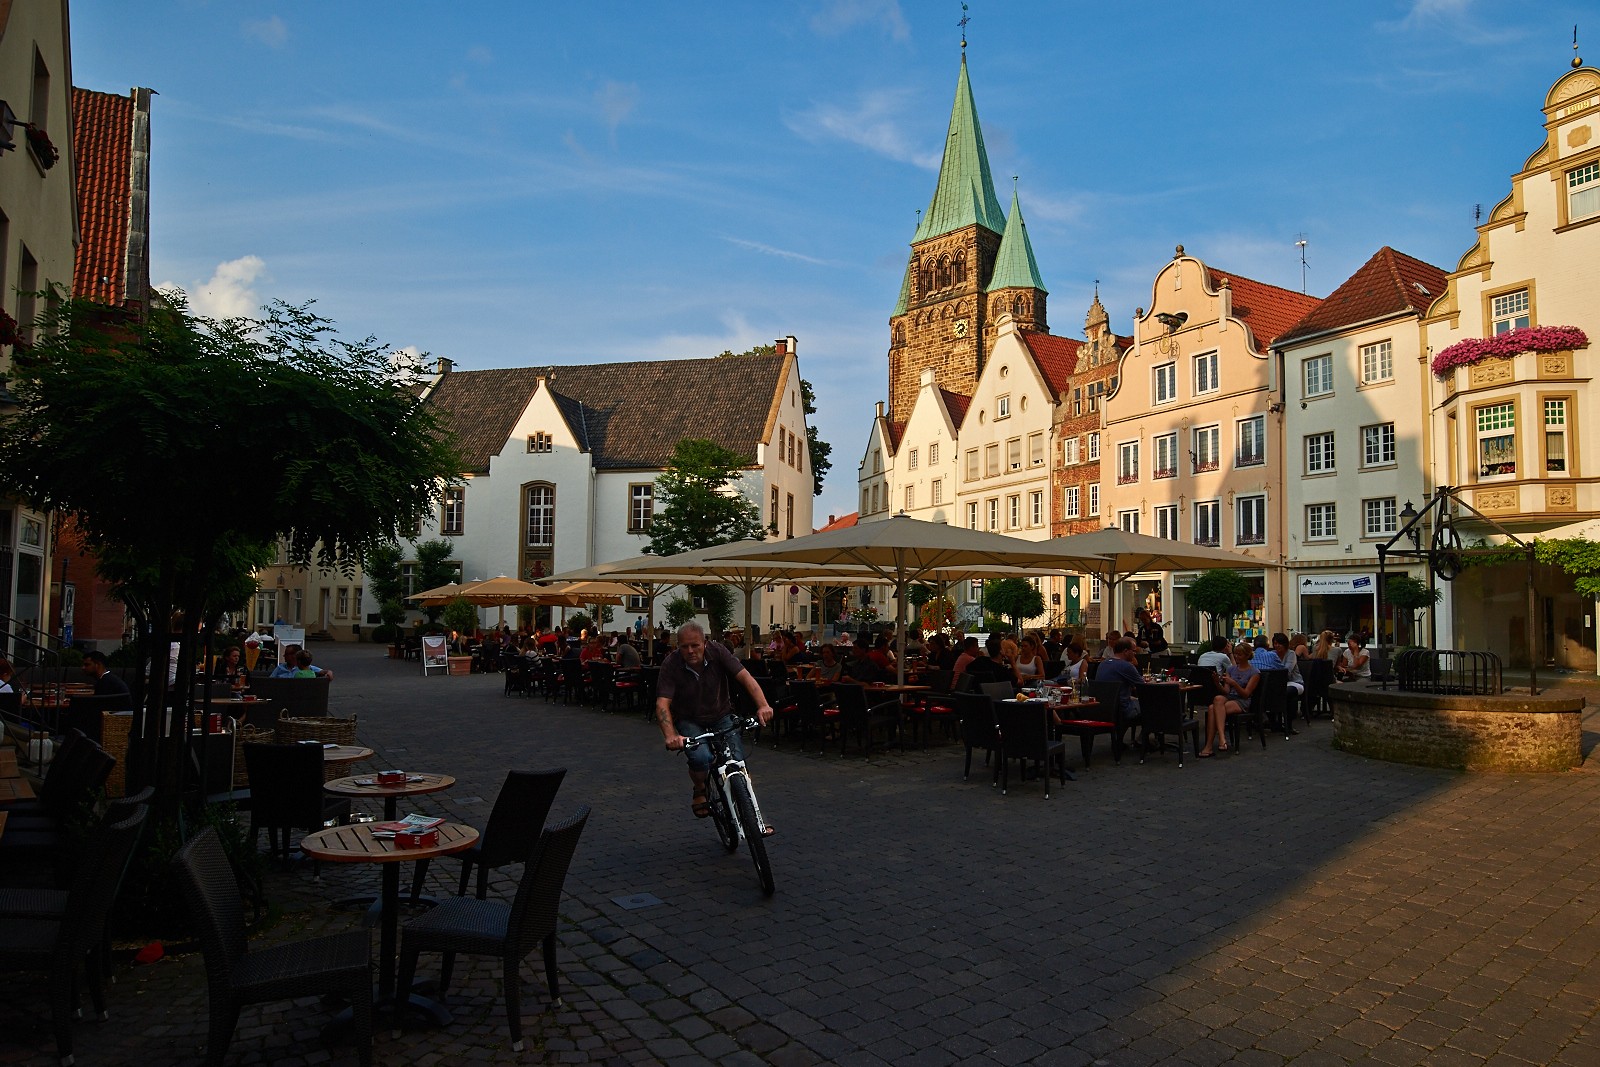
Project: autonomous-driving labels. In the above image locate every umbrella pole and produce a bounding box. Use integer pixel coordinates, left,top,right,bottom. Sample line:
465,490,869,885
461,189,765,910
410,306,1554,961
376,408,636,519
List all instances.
896,581,909,687
744,586,754,647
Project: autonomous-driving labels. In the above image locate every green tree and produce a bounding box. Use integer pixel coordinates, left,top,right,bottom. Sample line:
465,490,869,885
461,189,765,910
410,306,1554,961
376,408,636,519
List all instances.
1384,575,1442,646
413,539,460,622
441,597,479,643
1186,569,1251,639
691,584,735,633
647,438,764,556
1534,537,1600,598
664,597,699,629
366,543,404,609
717,344,831,496
0,291,460,809
982,578,1045,635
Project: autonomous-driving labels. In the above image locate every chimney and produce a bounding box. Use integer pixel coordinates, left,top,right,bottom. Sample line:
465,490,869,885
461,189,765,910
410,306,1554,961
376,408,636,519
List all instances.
876,401,885,419
436,356,454,375
774,338,787,357
828,514,836,526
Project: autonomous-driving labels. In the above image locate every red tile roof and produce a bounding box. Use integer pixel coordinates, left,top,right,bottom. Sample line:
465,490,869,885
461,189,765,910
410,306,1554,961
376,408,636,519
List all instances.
886,420,907,451
1275,247,1448,344
1202,267,1323,351
71,87,136,306
816,512,859,533
939,388,971,428
1018,330,1082,399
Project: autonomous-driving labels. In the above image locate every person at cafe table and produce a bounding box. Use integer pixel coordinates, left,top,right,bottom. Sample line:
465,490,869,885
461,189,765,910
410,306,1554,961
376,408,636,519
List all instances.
1093,638,1146,743
842,643,892,685
82,649,131,699
268,643,333,680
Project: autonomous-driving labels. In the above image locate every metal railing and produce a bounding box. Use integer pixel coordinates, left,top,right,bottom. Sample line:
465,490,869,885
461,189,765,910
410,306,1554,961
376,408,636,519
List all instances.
1394,649,1502,696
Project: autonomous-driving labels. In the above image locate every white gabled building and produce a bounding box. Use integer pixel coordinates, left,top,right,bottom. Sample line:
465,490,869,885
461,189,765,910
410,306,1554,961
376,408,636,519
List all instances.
376,339,816,634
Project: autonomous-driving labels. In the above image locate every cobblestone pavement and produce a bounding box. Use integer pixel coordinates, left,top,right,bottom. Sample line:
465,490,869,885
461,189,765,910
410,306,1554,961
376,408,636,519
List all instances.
5,646,1600,1066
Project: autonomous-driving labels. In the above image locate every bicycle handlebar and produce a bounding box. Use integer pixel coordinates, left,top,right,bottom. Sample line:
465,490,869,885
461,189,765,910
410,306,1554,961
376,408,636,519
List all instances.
679,717,762,751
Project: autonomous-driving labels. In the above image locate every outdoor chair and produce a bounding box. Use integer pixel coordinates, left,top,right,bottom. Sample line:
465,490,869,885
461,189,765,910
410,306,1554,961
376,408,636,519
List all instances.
242,742,349,868
1133,683,1200,767
1054,679,1124,768
953,691,999,782
980,680,1017,704
450,768,568,900
558,659,587,705
1185,665,1223,714
1255,669,1293,739
173,827,373,1067
394,806,590,1053
788,680,839,749
62,694,132,742
502,657,530,697
993,700,1068,798
1224,673,1274,752
1300,658,1334,719
0,804,148,1066
830,684,901,756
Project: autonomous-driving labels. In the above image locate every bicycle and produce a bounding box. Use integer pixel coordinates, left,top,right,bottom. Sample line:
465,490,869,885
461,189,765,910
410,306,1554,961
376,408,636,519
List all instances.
680,717,775,896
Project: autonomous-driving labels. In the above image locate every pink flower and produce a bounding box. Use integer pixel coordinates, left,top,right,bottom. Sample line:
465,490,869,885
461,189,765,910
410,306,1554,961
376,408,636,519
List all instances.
1431,326,1588,377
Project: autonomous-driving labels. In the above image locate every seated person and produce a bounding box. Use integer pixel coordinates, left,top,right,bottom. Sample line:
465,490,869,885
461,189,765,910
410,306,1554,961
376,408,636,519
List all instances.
614,634,643,670
841,644,890,684
951,637,981,685
0,656,14,694
291,649,318,678
810,643,843,683
1014,635,1046,684
211,645,250,691
1054,638,1089,685
269,643,333,680
867,635,897,675
579,635,607,664
1250,634,1283,672
963,636,1013,689
1096,629,1123,658
1196,635,1232,674
1336,633,1371,681
1093,638,1146,736
1201,642,1260,756
83,649,132,700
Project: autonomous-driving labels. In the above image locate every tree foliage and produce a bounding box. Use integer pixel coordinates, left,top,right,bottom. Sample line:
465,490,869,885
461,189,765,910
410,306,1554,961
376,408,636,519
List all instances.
1534,538,1600,599
0,291,461,807
1384,574,1441,613
365,544,404,609
413,539,461,621
1186,569,1251,636
982,578,1045,634
691,584,735,633
664,597,699,629
646,438,764,557
441,597,479,637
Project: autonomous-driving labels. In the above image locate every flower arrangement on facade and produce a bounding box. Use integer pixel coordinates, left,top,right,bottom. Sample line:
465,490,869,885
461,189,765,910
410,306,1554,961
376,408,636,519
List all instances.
22,123,59,170
0,308,25,349
1430,325,1588,377
919,595,956,632
848,604,879,626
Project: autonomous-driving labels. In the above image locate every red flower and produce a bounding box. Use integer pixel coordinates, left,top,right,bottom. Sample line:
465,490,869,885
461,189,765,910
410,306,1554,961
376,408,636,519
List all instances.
23,124,58,170
1431,325,1588,377
0,307,26,349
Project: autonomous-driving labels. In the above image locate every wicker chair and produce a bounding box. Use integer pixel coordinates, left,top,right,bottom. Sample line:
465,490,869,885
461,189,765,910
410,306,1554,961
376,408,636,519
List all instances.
173,827,373,1067
411,768,568,903
242,743,349,865
993,700,1068,798
0,804,148,1066
395,806,590,1053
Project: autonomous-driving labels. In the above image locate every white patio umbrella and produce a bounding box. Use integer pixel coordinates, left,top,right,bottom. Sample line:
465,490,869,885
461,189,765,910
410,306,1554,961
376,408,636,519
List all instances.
709,515,1111,685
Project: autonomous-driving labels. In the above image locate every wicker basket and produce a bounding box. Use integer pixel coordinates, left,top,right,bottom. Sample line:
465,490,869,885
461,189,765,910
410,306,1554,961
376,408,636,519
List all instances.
274,715,358,746
102,711,135,798
233,724,273,788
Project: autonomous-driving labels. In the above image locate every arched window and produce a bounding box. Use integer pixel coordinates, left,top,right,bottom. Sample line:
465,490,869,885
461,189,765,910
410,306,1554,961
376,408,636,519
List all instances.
918,259,933,296
937,255,952,289
1013,295,1027,319
954,252,967,285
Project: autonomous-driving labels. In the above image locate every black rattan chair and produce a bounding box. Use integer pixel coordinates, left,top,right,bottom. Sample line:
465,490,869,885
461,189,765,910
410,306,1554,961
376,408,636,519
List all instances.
993,700,1068,798
954,691,998,782
394,806,590,1053
0,804,147,1066
455,768,568,899
172,827,373,1067
831,684,901,756
1133,684,1200,767
242,743,348,866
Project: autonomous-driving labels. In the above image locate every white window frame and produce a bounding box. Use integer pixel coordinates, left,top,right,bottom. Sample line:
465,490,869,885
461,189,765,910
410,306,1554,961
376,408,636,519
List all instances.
1028,432,1045,467
526,484,555,548
1029,490,1044,527
1236,415,1265,468
1007,494,1021,530
1007,437,1022,471
1193,425,1220,473
1153,361,1177,404
1306,503,1337,541
1063,485,1081,519
1305,431,1336,475
966,502,979,530
929,442,939,465
1063,436,1080,465
1236,495,1266,546
1153,503,1179,540
987,498,999,531
1087,432,1101,462
629,483,654,532
1491,289,1530,335
904,485,915,511
1303,354,1333,398
996,394,1011,419
1360,340,1393,384
907,449,919,470
1194,351,1219,394
1117,509,1140,534
1088,483,1100,517
1117,440,1139,484
931,477,944,505
1362,422,1396,468
1154,432,1178,479
1363,497,1397,537
1545,398,1569,476
1570,160,1600,222
441,485,465,536
1194,500,1220,547
1476,401,1516,480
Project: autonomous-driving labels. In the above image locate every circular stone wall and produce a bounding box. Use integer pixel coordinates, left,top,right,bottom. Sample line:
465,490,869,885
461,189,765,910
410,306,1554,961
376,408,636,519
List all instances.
1330,684,1584,772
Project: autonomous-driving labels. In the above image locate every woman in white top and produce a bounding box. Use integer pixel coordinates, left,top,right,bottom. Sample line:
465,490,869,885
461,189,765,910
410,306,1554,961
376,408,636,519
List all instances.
1014,635,1045,682
1336,634,1370,681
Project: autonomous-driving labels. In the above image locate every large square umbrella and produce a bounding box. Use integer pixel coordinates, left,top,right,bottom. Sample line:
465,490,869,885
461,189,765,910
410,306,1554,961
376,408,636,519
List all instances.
709,515,1110,684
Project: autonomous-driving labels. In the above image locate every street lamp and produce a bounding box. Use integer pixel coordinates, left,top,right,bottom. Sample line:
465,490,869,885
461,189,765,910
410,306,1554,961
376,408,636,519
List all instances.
1399,500,1421,551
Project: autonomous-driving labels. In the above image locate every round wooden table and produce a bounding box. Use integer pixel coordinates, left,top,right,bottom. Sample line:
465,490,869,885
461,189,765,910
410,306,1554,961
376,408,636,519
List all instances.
324,773,455,821
300,822,479,1020
321,744,375,766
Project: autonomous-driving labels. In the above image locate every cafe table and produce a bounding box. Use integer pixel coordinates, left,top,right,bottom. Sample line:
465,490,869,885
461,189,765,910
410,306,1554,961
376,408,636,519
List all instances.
322,744,375,767
300,821,479,1025
0,777,36,804
325,772,455,821
996,698,1084,781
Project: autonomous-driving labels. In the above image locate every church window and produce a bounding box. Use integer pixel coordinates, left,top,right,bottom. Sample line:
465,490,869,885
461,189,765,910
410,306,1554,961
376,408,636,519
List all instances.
525,485,554,548
954,252,967,285
937,256,952,289
1013,295,1026,318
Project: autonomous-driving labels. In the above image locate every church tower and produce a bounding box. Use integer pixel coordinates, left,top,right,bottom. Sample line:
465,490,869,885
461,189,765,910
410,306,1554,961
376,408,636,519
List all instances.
886,56,1049,422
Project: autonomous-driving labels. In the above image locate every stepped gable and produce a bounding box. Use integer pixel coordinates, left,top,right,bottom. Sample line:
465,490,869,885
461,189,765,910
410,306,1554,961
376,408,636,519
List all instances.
71,87,135,305
428,354,788,474
1018,331,1081,399
1202,268,1323,351
1275,247,1448,344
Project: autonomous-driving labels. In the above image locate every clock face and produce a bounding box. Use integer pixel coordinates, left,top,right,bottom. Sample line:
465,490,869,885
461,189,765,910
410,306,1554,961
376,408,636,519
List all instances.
953,318,969,338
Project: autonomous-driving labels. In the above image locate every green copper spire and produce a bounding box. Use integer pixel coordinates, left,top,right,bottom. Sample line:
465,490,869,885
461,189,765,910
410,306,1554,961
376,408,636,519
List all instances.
892,256,913,316
912,56,1006,243
987,189,1047,294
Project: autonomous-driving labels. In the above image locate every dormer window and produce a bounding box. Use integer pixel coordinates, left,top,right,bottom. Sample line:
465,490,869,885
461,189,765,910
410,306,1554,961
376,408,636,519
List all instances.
527,432,552,453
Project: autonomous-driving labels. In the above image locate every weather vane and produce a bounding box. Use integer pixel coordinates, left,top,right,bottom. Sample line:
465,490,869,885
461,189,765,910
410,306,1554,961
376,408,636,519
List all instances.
1575,24,1583,69
959,4,970,51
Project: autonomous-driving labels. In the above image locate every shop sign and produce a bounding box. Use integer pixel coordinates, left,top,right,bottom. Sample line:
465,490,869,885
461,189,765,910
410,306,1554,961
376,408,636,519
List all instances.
1298,573,1374,595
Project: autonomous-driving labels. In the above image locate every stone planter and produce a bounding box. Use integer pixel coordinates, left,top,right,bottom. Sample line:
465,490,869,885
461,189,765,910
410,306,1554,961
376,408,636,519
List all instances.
447,655,472,676
1330,683,1583,772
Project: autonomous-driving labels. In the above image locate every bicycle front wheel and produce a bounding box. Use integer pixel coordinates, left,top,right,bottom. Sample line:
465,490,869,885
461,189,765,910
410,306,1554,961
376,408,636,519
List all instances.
707,782,739,853
729,775,774,896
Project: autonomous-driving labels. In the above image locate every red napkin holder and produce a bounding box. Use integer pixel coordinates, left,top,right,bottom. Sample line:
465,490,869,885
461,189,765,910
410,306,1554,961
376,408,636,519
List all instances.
376,769,407,786
395,828,438,849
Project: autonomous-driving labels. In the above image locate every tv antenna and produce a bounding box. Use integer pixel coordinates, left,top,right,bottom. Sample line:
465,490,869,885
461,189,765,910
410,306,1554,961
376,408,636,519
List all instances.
1294,234,1309,294
1474,203,1483,224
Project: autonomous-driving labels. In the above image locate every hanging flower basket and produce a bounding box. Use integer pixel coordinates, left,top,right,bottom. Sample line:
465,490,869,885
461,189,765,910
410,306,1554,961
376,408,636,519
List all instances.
0,307,25,349
1430,325,1587,378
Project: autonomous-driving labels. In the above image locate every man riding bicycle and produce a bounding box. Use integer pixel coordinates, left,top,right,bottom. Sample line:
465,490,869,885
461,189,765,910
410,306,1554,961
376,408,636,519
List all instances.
656,621,774,827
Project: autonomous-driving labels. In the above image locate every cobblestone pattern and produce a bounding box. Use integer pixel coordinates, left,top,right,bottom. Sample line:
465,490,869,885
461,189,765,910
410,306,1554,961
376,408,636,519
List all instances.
4,649,1600,1065
1332,687,1584,771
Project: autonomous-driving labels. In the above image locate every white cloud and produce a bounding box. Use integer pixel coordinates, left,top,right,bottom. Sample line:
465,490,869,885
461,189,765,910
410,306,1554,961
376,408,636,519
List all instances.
243,15,288,48
157,255,268,319
786,88,939,169
1397,0,1473,27
721,236,838,268
595,81,639,137
809,0,910,42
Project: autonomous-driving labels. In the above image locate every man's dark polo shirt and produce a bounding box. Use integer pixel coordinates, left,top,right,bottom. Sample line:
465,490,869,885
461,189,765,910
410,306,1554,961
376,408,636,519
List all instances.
657,640,746,728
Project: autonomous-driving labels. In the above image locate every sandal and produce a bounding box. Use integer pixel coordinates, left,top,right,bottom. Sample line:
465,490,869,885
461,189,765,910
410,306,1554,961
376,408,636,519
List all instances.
761,825,777,837
692,794,710,818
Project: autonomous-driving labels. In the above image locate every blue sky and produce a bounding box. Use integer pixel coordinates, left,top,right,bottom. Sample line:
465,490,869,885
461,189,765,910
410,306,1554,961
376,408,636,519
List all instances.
72,0,1590,522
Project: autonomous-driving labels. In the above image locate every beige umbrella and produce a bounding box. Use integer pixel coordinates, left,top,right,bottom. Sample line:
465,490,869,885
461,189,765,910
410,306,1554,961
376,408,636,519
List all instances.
710,515,1111,684
1047,528,1280,638
539,559,692,658
407,580,468,605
